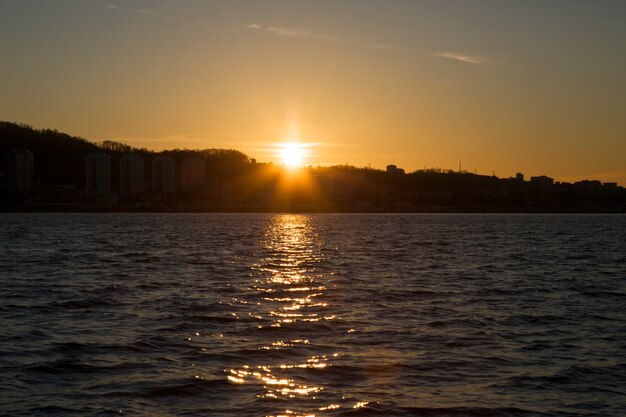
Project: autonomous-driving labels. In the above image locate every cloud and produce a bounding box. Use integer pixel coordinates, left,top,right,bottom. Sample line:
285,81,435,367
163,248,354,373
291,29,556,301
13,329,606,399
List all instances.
428,51,488,65
104,3,175,20
247,23,400,50
368,42,401,51
247,23,346,44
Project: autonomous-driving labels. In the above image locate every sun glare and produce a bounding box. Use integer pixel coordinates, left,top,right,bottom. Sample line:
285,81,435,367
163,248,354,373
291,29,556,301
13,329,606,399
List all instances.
279,143,306,168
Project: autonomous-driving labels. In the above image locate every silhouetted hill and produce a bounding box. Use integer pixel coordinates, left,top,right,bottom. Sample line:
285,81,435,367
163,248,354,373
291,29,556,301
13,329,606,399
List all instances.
0,122,252,188
0,122,100,186
1,121,624,212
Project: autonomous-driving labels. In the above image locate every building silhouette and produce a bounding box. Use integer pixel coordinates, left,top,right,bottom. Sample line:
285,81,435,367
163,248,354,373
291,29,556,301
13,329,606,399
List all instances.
516,173,524,182
85,153,111,196
574,180,602,198
152,155,176,193
8,148,33,192
530,175,554,188
182,156,206,192
120,154,144,195
386,164,405,175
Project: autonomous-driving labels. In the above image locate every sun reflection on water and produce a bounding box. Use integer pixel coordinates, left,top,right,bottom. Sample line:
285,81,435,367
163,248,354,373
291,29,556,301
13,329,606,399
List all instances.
224,215,354,417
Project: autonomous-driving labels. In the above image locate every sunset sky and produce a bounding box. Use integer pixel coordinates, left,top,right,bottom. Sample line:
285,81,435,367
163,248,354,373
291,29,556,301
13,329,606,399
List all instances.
1,0,625,183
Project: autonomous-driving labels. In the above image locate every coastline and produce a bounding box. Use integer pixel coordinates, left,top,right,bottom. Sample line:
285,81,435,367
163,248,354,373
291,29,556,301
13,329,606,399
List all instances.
2,205,625,214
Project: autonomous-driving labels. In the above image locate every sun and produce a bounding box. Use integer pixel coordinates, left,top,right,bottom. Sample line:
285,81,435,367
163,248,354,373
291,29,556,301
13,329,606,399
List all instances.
279,142,306,168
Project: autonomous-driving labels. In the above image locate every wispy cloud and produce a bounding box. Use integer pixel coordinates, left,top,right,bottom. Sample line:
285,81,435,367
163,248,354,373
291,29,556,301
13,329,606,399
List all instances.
428,51,489,65
111,132,233,151
247,24,347,44
246,23,399,51
104,4,176,20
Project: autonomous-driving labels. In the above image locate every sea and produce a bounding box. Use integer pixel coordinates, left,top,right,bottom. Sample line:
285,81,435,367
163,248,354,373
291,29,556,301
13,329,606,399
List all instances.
1,214,625,417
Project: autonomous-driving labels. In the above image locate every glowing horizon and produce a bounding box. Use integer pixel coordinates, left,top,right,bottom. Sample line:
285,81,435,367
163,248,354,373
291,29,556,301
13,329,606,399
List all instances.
1,1,625,184
279,142,307,169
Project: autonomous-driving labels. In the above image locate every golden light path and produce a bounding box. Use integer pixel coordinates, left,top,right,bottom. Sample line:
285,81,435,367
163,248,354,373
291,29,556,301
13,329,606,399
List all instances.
224,215,370,417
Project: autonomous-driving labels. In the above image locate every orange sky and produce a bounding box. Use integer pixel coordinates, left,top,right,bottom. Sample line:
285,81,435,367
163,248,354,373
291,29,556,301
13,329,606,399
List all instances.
1,1,625,184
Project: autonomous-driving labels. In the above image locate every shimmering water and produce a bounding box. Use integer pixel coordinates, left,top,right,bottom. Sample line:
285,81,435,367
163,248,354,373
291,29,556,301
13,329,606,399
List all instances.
1,214,625,417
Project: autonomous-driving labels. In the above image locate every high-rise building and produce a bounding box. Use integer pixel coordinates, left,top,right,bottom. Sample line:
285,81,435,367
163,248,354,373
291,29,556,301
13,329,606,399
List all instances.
85,152,111,196
120,154,144,195
182,156,205,192
152,156,176,193
7,148,33,192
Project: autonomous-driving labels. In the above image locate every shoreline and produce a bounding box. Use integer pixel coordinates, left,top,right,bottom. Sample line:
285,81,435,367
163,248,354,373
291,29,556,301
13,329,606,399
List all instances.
2,206,625,214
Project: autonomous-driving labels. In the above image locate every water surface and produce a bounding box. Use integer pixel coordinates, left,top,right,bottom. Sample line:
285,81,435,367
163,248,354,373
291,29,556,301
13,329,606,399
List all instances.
1,214,625,416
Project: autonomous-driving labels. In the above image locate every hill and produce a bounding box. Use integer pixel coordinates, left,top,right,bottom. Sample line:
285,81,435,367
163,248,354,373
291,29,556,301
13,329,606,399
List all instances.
0,122,251,188
1,122,624,212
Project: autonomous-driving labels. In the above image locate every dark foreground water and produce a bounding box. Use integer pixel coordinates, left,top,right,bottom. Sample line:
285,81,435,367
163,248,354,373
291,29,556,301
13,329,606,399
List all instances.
1,214,625,417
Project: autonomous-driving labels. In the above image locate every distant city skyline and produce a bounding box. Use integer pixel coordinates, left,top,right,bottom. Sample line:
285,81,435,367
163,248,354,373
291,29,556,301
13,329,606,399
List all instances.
2,122,624,213
1,0,625,184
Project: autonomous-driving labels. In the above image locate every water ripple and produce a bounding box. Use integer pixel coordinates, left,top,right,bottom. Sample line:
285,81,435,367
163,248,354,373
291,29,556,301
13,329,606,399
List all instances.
1,213,625,416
